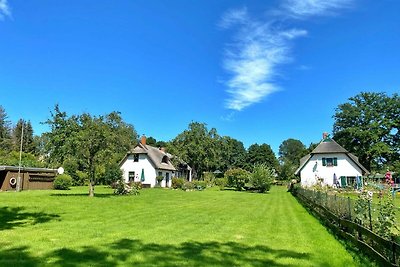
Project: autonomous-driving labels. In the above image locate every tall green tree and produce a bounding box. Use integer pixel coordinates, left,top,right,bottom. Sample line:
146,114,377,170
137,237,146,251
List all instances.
333,92,400,171
246,143,279,172
278,138,307,165
218,136,247,171
13,119,36,154
167,122,221,178
278,138,307,180
44,104,78,166
0,105,12,151
44,106,137,194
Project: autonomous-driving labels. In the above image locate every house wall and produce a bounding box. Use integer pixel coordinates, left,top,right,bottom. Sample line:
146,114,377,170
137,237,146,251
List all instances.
300,153,363,187
121,154,157,187
155,170,173,187
120,154,175,188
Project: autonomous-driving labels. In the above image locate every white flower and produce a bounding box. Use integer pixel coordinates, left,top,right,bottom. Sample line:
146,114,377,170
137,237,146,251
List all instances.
367,191,373,198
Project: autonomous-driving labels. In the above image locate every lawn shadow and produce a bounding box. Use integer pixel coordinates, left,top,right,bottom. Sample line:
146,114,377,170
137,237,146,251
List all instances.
0,245,41,267
44,238,310,267
0,207,60,231
50,193,114,198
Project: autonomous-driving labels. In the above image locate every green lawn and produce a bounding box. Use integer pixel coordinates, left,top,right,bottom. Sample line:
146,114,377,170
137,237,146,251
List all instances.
0,186,371,266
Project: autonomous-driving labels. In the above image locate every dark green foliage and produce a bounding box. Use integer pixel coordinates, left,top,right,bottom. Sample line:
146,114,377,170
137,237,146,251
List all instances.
278,139,307,165
375,189,398,239
278,138,307,180
167,122,220,178
99,163,123,185
0,150,44,167
156,176,164,185
333,92,400,171
224,168,250,190
219,136,247,170
53,174,73,190
12,119,36,154
167,122,248,178
215,177,228,189
182,181,195,191
171,177,185,189
193,180,207,190
279,162,297,181
250,164,274,193
44,105,137,196
146,136,157,146
246,143,279,172
0,105,12,151
202,172,215,186
113,180,140,195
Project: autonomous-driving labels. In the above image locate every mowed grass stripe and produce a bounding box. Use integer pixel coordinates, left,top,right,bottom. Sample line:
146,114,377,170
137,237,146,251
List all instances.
0,186,372,266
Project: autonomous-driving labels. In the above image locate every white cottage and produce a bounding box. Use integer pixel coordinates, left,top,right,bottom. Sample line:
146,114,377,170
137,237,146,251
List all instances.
119,136,192,188
295,134,369,187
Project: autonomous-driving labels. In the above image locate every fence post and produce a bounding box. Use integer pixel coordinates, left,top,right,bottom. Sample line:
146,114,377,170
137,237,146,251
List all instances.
392,236,397,265
368,200,373,231
325,192,327,208
347,197,352,220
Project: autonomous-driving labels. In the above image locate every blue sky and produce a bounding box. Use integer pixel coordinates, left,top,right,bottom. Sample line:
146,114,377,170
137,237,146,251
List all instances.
0,0,399,154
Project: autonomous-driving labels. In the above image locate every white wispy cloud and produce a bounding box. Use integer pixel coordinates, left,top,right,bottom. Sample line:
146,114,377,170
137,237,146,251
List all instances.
221,9,306,111
283,0,353,18
221,1,353,111
0,0,11,20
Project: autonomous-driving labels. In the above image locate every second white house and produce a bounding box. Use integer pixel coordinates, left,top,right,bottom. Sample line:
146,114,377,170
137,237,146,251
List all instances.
295,133,369,187
119,136,192,188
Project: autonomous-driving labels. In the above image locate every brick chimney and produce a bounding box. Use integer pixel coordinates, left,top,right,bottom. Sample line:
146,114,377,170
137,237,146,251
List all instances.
141,135,146,145
322,132,329,140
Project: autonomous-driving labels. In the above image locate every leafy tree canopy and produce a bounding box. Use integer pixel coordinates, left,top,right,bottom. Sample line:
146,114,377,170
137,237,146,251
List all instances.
333,92,400,171
278,138,307,165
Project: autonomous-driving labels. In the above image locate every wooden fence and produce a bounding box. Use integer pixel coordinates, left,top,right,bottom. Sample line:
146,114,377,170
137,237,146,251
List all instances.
294,188,400,266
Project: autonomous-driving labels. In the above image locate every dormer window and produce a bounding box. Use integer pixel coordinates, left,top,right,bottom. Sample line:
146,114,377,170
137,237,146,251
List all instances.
161,155,169,164
322,157,337,167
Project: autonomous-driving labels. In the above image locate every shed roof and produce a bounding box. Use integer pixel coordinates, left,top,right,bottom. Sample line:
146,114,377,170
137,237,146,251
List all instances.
0,166,58,173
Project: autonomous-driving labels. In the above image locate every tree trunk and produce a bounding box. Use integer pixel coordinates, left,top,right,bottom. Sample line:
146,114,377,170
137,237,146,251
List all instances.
89,179,94,197
88,157,95,197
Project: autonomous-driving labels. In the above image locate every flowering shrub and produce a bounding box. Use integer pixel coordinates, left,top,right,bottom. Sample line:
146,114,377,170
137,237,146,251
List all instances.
250,164,275,193
114,179,140,195
182,181,195,191
354,190,372,226
215,177,227,190
171,177,184,189
375,187,398,239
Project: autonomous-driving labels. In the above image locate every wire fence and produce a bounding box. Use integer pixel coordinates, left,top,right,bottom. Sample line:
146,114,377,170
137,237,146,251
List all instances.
294,187,400,266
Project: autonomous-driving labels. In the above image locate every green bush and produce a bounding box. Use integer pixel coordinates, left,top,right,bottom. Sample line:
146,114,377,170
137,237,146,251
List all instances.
156,176,164,186
215,177,227,190
53,174,73,190
182,181,195,191
193,180,207,190
130,181,142,191
250,164,275,193
203,172,215,186
172,177,185,189
224,168,250,190
114,179,140,195
101,163,122,185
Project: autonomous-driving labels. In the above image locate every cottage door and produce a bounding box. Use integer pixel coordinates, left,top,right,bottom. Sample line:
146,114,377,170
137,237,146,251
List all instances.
165,173,170,187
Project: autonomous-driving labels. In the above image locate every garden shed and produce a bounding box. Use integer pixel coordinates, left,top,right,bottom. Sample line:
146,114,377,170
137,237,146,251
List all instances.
0,166,58,191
